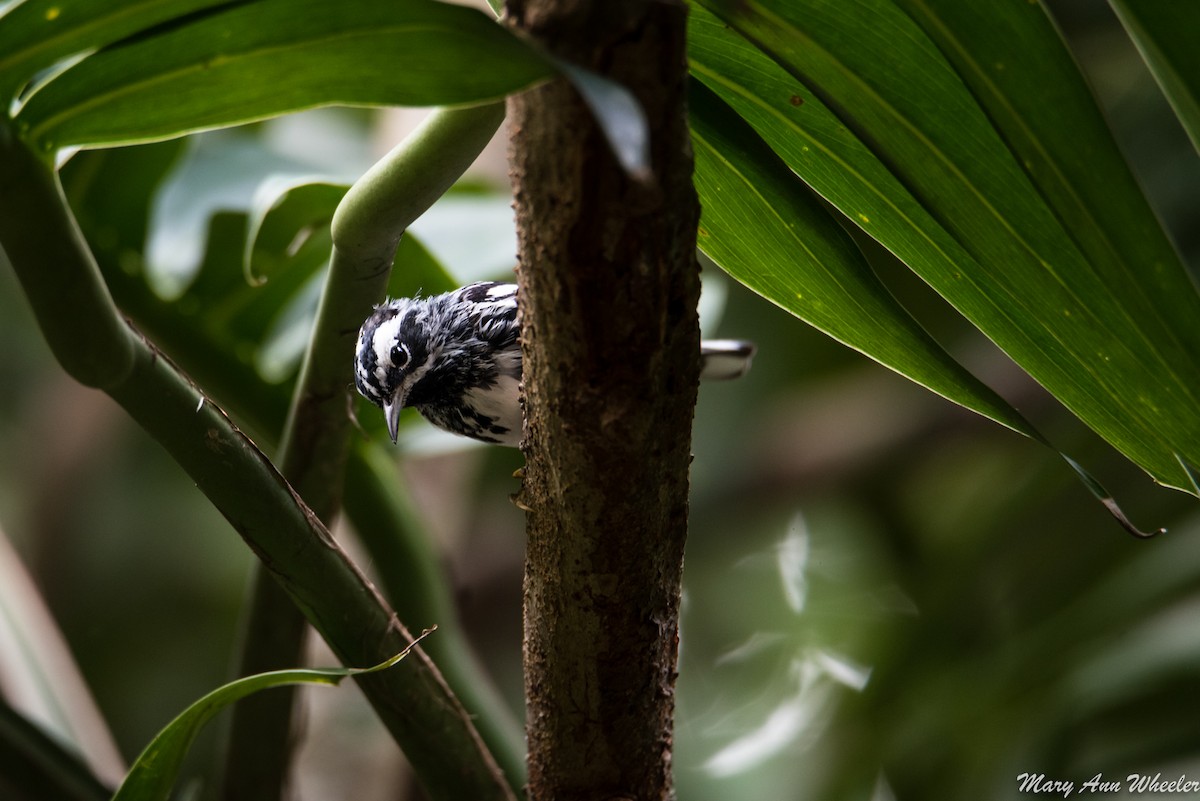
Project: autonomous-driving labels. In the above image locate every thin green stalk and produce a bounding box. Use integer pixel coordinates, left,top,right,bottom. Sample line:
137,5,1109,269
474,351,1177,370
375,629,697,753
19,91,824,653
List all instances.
0,119,515,801
220,102,513,800
84,179,527,793
344,444,525,783
98,252,526,780
219,574,308,801
0,131,133,390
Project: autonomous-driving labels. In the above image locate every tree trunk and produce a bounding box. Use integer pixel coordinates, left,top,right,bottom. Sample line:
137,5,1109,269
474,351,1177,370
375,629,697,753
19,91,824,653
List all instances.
505,2,700,800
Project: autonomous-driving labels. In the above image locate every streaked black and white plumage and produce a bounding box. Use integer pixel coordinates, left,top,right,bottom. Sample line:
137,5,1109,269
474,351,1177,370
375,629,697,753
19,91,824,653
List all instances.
354,281,755,446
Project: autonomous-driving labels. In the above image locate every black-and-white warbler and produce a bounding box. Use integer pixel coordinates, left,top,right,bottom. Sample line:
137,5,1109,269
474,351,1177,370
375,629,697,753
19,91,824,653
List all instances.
354,281,755,445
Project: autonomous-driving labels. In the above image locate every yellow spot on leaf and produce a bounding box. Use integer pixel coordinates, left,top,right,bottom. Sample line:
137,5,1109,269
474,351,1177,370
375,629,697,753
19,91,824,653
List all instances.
45,6,60,19
857,213,870,224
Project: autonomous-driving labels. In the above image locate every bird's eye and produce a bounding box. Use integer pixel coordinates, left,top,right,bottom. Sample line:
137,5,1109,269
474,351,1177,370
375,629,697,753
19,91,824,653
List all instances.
391,343,409,368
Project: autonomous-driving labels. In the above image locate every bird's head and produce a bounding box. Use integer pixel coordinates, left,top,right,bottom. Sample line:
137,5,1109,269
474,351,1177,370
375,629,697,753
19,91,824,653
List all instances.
354,299,435,443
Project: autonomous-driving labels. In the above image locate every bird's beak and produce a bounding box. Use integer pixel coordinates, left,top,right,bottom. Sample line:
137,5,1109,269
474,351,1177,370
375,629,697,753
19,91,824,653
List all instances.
383,396,402,444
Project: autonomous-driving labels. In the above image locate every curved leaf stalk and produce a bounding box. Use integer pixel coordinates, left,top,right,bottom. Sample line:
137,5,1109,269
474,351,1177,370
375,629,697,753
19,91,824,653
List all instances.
95,257,528,796
74,171,526,789
0,118,515,801
342,443,526,782
220,101,516,800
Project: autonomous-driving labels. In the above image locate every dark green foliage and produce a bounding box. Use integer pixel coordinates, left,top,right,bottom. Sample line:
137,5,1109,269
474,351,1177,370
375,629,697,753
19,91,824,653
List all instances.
0,1,1198,799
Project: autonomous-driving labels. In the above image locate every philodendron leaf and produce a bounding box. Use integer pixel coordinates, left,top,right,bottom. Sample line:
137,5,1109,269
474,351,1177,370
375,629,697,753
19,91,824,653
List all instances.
244,177,347,286
0,0,244,102
17,0,552,151
111,628,434,801
240,176,459,362
243,178,459,298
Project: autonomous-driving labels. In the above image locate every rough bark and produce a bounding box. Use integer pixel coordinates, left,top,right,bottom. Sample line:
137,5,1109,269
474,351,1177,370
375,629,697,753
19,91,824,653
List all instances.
505,2,700,800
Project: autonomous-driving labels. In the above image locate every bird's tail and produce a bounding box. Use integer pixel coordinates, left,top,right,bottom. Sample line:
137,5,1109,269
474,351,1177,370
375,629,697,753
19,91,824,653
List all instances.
700,339,756,381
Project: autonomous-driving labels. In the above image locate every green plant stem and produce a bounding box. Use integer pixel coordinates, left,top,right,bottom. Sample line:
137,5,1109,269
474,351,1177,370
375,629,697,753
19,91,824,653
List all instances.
0,119,515,801
0,134,133,391
219,573,308,801
344,444,525,782
94,215,527,793
219,101,513,801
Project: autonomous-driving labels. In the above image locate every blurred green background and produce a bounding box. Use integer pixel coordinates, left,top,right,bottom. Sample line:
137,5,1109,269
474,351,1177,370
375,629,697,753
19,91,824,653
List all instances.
1,1,1199,799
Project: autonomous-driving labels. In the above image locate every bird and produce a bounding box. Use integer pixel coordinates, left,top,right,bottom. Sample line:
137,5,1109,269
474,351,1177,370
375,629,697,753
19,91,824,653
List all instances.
354,281,755,446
